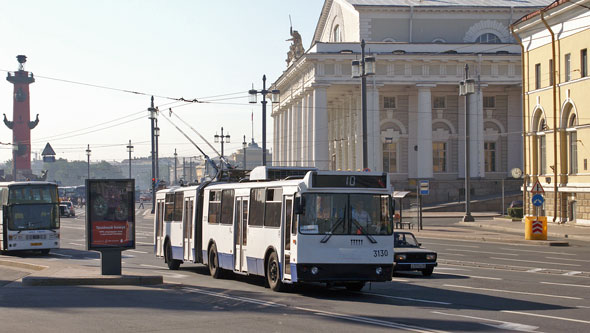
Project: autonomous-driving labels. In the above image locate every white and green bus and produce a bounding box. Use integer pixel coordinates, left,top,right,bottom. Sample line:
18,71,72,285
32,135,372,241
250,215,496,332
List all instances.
0,181,60,254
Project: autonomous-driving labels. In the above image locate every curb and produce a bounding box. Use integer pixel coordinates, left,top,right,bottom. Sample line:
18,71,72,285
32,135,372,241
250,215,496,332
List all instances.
0,259,47,271
22,275,164,287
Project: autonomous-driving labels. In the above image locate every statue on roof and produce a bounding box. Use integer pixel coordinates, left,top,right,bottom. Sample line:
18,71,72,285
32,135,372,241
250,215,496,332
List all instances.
286,17,304,66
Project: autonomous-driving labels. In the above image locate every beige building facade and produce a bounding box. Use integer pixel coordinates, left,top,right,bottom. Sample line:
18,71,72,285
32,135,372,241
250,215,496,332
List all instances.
512,0,590,224
272,0,549,204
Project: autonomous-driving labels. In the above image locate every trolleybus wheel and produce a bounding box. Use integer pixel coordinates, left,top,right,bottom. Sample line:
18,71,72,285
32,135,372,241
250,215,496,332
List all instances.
208,244,222,279
40,249,50,255
266,252,284,292
165,241,181,270
344,282,365,291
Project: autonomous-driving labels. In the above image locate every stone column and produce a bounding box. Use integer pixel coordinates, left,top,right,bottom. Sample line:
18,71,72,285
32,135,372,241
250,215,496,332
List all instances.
307,91,314,166
313,86,329,170
367,83,381,171
416,84,434,178
470,90,485,178
295,99,302,167
507,87,522,175
272,112,278,166
285,106,291,166
301,92,308,166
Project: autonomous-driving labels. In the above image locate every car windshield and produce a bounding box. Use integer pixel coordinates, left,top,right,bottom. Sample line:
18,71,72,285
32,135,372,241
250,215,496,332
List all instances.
8,204,60,230
299,193,392,235
394,233,420,248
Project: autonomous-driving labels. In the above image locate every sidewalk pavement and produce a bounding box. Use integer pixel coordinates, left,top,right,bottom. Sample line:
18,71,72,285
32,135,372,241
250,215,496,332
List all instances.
410,211,590,245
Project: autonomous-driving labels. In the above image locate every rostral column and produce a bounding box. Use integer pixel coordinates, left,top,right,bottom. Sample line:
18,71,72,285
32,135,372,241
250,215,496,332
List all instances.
4,55,39,180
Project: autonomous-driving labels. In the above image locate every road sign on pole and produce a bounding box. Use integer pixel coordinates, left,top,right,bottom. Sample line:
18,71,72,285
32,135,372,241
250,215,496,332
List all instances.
419,180,429,195
531,180,544,194
531,193,544,207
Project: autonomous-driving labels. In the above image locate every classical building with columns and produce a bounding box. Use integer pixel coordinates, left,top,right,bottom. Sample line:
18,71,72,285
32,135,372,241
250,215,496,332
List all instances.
271,0,550,204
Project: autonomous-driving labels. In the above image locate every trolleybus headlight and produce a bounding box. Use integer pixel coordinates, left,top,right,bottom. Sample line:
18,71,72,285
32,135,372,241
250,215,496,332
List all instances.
311,266,319,275
376,267,383,275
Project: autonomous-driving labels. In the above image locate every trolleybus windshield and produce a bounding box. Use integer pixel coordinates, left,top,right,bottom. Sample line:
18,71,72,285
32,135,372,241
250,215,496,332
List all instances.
7,185,59,231
299,193,392,235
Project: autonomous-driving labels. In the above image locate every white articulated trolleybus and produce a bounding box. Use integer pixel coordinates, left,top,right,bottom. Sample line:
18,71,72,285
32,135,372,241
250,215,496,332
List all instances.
0,181,60,254
155,166,395,291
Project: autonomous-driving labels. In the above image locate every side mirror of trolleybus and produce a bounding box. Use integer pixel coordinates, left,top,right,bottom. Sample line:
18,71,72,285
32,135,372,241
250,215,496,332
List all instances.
294,196,305,215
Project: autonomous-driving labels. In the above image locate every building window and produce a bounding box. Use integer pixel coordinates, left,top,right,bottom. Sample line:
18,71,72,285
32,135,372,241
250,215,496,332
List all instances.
383,141,397,173
581,49,588,78
569,114,578,174
433,142,447,172
384,96,396,109
484,142,496,172
549,59,554,86
476,33,501,44
535,63,541,89
433,96,446,109
538,118,546,175
333,25,341,42
483,96,496,108
565,53,571,82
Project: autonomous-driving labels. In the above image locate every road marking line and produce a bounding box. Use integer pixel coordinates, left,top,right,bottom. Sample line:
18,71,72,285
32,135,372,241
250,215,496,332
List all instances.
499,247,576,256
136,241,154,245
526,268,545,273
563,271,582,276
140,264,165,269
391,277,409,282
50,253,72,258
447,249,518,256
490,257,581,267
68,243,84,246
443,284,582,300
435,267,471,271
577,306,590,309
363,292,452,305
127,250,148,254
501,310,590,324
424,242,479,248
431,311,539,332
541,281,590,288
545,256,586,263
440,253,466,257
436,273,502,280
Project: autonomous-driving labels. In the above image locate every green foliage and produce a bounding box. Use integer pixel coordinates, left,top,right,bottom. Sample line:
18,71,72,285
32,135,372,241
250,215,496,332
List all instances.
44,158,123,186
507,207,523,218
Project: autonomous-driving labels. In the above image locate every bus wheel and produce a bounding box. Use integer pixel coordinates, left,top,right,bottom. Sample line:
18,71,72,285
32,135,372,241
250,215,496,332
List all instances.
344,282,366,292
165,242,181,270
40,249,50,255
266,252,284,292
208,244,222,279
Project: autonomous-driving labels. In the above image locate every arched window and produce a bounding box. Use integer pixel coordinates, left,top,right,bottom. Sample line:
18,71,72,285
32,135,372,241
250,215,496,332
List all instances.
476,33,501,44
569,114,578,174
333,25,341,42
538,119,546,175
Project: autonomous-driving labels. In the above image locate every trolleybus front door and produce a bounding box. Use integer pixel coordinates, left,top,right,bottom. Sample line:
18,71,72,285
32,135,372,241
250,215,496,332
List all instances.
234,196,248,272
183,197,194,261
282,195,293,281
156,199,165,257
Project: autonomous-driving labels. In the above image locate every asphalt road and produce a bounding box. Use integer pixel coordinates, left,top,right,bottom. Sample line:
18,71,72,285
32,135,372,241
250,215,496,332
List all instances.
1,204,589,332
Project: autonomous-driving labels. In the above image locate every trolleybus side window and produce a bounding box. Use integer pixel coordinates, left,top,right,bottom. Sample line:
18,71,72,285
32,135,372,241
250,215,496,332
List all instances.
249,188,265,226
264,188,282,228
174,192,184,221
165,193,175,221
220,189,234,225
208,190,222,224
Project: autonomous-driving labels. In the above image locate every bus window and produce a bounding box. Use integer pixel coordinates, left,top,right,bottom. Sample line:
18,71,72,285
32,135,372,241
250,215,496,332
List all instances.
249,188,265,226
165,193,175,221
174,192,184,221
264,188,282,228
208,190,221,224
220,190,234,225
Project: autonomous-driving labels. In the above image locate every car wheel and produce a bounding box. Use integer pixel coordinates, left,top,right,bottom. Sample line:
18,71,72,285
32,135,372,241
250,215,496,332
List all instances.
422,267,434,276
208,244,223,278
266,252,284,292
165,241,181,270
345,282,366,291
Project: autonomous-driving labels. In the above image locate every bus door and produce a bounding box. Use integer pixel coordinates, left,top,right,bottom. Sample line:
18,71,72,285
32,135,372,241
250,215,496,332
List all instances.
282,195,293,281
156,199,165,257
234,196,248,272
183,197,194,261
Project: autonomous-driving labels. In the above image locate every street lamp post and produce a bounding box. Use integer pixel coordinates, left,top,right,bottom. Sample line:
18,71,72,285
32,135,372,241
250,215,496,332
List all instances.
214,127,230,169
174,149,178,185
351,39,375,170
459,64,476,222
242,135,248,170
154,125,160,183
249,75,280,166
126,140,134,179
148,96,158,213
86,144,91,179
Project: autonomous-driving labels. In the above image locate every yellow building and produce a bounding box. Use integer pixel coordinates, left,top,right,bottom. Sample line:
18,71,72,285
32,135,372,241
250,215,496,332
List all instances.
512,0,590,225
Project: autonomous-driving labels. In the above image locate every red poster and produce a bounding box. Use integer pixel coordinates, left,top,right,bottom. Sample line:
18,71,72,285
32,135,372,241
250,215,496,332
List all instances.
91,221,133,247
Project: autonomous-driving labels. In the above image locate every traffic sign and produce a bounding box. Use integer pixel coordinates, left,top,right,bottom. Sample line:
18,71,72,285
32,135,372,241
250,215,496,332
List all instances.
531,180,544,194
419,180,429,195
532,220,543,234
531,194,544,207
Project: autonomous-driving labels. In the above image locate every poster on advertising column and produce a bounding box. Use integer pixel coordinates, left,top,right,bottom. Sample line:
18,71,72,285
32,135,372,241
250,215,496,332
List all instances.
86,179,135,250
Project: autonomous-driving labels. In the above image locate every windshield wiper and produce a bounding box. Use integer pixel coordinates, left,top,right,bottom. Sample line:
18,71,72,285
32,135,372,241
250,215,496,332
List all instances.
351,220,377,243
320,217,345,243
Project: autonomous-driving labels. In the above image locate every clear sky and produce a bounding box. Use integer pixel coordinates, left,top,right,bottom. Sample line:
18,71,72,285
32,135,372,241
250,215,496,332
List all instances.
0,0,324,164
